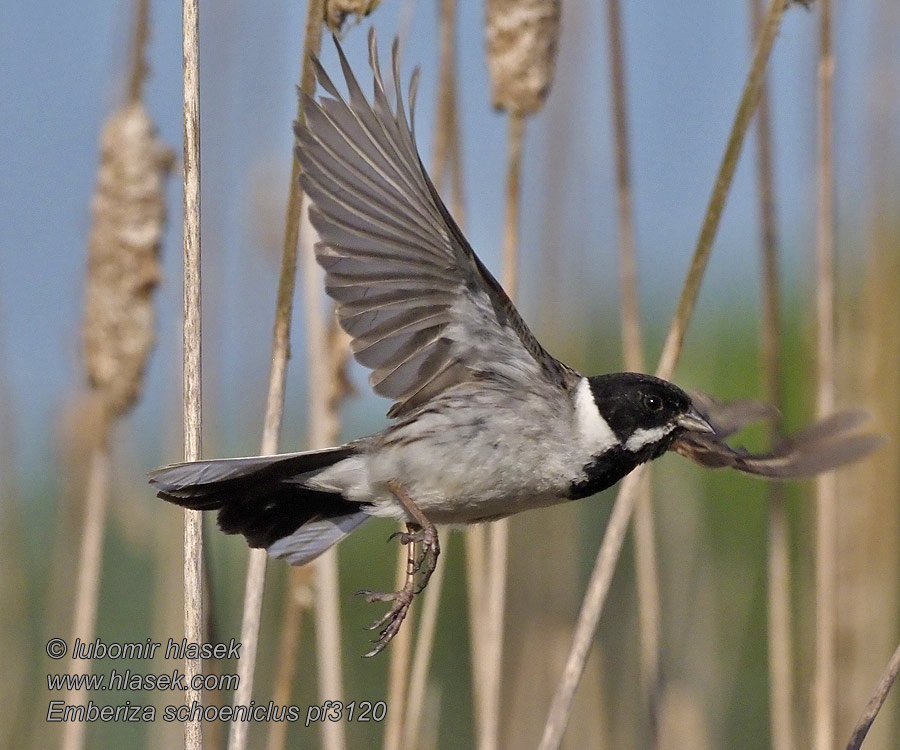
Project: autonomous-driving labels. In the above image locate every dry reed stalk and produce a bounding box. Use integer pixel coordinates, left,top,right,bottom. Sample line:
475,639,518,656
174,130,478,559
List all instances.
483,2,561,744
767,497,794,747
313,563,344,750
265,215,353,750
150,468,190,750
381,4,429,710
382,12,431,738
416,684,443,750
265,566,315,750
480,109,526,750
465,524,489,739
499,112,525,296
658,683,713,750
0,375,29,748
305,233,349,750
606,0,642,370
538,2,794,746
401,534,449,747
265,321,350,750
845,641,900,750
182,0,203,746
483,522,509,750
63,7,170,743
813,2,837,749
604,0,660,743
61,445,110,750
399,4,467,741
746,0,793,748
385,6,466,743
227,2,326,748
656,0,792,378
837,4,900,744
445,10,484,745
537,466,645,750
382,544,415,750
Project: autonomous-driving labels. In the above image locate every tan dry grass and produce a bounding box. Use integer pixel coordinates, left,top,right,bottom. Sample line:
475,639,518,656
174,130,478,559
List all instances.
227,2,332,749
538,1,797,746
64,8,171,744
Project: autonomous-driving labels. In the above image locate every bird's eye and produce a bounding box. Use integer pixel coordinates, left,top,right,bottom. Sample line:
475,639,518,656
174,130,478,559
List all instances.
642,394,663,413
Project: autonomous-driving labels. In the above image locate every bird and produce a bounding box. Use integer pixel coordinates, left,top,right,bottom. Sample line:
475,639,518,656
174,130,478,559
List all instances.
150,30,883,657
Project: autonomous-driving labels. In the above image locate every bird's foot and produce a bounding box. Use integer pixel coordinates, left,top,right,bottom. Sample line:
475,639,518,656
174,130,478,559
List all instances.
356,582,415,658
357,482,440,657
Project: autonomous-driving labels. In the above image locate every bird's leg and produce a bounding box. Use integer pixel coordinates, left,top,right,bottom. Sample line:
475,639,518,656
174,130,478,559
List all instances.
355,480,440,657
387,480,440,592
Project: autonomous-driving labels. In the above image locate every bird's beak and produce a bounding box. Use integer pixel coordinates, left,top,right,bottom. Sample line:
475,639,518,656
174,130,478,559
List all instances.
676,407,715,434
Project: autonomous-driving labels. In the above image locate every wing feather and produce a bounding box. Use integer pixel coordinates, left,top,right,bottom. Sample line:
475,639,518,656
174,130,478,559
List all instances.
296,30,575,417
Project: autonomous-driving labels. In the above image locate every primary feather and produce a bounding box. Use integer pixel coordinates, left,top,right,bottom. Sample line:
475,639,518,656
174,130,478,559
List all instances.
295,29,575,419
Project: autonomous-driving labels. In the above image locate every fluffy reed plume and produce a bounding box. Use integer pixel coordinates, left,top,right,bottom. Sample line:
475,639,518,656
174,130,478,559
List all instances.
481,4,561,749
83,103,171,422
485,0,561,115
63,23,171,749
324,0,381,33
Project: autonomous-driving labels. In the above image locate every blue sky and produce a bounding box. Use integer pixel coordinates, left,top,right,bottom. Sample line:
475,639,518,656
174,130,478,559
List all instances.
0,0,894,476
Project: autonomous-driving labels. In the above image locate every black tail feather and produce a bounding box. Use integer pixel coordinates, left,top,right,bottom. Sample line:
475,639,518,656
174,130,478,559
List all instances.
150,446,361,549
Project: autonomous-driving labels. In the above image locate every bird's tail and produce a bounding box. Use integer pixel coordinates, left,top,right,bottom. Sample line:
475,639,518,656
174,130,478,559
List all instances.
149,445,369,566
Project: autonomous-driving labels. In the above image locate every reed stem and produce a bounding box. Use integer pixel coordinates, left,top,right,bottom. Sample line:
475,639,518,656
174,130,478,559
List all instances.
845,641,900,750
538,2,793,746
746,0,793,748
604,0,659,743
227,1,326,748
813,2,837,749
61,442,110,750
182,0,203,745
481,110,526,750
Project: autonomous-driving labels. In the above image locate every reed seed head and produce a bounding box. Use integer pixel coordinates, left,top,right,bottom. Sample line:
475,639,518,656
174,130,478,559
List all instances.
324,0,382,33
485,0,562,115
83,101,173,420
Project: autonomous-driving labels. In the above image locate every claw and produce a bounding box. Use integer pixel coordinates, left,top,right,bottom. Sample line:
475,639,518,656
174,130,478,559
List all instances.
364,642,389,659
357,484,441,657
365,609,394,631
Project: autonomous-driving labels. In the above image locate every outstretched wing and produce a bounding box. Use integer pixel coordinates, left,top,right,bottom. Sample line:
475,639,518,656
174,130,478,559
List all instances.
295,30,574,418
